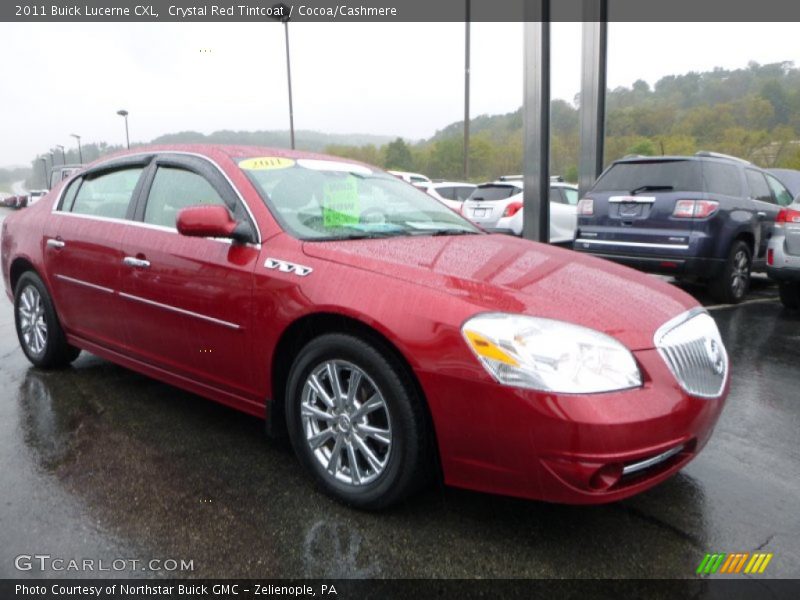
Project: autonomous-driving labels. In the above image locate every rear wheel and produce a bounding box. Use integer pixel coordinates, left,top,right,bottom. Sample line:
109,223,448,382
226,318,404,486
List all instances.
710,241,752,304
285,333,431,509
14,272,80,368
779,281,800,310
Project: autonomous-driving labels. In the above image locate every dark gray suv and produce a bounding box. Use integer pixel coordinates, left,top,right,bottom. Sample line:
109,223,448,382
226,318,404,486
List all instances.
574,152,795,303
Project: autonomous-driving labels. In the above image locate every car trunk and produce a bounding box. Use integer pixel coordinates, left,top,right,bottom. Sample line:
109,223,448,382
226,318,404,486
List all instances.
462,185,520,228
578,159,705,255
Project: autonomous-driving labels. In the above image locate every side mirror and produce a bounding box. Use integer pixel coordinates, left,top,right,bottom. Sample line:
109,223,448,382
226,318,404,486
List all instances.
176,205,255,243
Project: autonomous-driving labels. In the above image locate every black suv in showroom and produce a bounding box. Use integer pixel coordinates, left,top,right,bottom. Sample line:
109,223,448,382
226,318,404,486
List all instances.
574,152,796,303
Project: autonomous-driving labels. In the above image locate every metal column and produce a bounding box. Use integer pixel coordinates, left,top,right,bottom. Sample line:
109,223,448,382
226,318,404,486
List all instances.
522,3,550,243
578,0,608,198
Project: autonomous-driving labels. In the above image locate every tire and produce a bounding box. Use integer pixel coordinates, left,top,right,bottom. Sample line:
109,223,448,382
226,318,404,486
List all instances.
14,271,81,368
285,333,432,510
779,281,800,310
710,241,752,304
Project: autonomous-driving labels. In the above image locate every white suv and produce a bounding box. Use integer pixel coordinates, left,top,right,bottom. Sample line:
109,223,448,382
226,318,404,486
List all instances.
414,181,476,211
461,181,579,244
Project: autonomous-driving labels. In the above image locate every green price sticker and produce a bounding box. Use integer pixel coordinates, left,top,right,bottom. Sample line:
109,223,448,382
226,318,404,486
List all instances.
322,177,360,228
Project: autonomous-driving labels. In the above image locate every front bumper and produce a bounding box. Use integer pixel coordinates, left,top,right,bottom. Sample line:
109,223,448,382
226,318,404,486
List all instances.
419,348,727,504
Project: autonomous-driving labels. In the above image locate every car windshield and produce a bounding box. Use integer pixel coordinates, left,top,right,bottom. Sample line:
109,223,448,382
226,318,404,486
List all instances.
593,160,703,193
240,157,479,241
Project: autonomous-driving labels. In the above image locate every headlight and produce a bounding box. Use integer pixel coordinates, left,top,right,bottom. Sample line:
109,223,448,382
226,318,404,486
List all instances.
462,313,642,394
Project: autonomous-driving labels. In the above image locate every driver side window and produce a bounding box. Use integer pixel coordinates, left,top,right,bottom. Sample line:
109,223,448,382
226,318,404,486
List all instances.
144,167,226,228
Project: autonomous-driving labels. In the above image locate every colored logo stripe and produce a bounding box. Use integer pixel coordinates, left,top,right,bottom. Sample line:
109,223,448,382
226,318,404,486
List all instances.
697,553,773,575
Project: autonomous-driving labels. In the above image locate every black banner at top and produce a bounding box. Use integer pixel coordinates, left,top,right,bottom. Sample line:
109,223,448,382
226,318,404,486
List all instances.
4,0,800,22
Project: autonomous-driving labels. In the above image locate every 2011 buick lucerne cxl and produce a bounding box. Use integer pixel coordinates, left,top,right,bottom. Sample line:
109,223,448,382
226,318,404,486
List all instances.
1,146,729,509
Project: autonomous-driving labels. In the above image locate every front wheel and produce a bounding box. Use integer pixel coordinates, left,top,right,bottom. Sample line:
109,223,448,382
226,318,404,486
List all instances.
285,334,432,509
779,281,800,310
14,272,81,368
710,241,752,304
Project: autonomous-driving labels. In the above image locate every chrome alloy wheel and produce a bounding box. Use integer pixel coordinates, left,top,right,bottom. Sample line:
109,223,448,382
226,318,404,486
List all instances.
18,285,48,355
731,249,750,298
301,360,392,486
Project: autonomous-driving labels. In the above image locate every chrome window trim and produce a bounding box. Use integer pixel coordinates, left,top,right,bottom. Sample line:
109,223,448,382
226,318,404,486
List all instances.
50,212,246,246
118,292,241,330
54,274,114,294
50,150,262,245
576,239,690,250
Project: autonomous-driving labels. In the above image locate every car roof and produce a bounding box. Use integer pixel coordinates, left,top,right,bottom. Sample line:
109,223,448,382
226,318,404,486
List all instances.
80,144,376,172
431,181,475,187
612,154,755,169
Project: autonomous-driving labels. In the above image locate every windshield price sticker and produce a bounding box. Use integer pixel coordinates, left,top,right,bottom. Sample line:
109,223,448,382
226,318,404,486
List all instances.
239,157,295,171
323,177,360,228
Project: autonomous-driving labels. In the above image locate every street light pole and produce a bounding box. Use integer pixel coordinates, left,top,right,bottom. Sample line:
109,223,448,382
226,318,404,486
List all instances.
464,0,470,180
38,158,48,189
283,20,295,150
269,4,295,150
70,133,83,163
56,144,66,164
117,109,130,149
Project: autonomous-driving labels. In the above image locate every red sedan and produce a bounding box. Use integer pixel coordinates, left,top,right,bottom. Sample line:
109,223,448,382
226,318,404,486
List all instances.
1,145,729,509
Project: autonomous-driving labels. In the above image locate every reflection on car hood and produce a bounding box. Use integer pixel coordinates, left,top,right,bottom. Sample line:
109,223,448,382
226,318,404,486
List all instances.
303,234,696,350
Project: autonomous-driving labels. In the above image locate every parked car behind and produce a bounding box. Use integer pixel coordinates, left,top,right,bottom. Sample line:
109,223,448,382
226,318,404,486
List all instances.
414,181,476,212
767,198,800,309
769,168,800,198
1,145,729,509
3,195,27,209
49,164,84,190
27,190,48,206
388,170,430,185
461,180,578,244
574,152,795,303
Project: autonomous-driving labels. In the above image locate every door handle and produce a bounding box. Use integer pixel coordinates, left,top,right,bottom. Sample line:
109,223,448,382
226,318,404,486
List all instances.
123,256,150,269
757,211,767,219
46,238,65,249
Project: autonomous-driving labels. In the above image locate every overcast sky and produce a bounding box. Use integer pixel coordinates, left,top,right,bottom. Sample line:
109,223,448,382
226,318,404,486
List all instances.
0,22,798,167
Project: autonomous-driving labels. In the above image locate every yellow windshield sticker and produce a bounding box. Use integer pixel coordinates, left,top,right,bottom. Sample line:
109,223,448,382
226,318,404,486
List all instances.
239,157,295,170
322,177,360,228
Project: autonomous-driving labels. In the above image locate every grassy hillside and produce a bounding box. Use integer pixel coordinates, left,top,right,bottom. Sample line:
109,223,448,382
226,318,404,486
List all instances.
329,61,800,182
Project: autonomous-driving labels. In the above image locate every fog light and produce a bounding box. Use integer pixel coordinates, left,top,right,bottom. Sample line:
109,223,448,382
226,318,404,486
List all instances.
589,463,623,491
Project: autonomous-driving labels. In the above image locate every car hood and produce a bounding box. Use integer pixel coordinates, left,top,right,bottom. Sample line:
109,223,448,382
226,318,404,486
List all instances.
302,234,697,351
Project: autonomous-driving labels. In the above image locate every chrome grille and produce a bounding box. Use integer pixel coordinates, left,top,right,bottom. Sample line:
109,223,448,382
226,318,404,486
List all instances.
654,308,728,398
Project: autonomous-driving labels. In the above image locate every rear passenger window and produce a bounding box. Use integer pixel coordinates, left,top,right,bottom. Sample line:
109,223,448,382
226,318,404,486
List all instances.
702,162,741,197
745,170,773,203
144,167,226,228
563,188,579,205
70,168,143,219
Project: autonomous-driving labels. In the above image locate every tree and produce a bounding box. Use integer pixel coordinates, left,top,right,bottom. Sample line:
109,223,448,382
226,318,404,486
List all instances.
384,138,414,170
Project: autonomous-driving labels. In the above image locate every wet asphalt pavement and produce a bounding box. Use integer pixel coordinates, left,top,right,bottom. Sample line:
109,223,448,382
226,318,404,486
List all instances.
0,207,798,580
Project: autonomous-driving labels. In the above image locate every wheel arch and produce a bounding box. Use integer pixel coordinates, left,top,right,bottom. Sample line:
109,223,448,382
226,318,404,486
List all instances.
267,311,440,469
9,256,40,294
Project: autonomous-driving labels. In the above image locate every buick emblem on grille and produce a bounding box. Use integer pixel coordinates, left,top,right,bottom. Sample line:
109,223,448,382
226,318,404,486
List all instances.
704,338,725,375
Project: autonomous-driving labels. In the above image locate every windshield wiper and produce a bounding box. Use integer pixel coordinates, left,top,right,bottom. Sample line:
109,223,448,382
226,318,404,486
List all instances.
630,185,674,195
425,229,480,237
